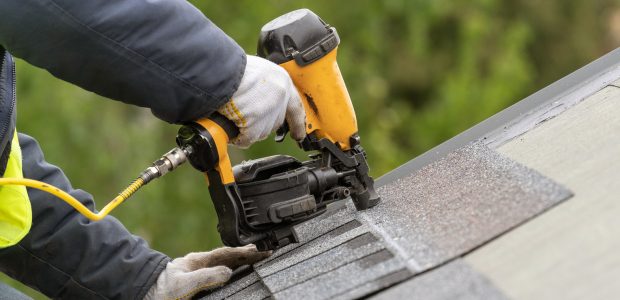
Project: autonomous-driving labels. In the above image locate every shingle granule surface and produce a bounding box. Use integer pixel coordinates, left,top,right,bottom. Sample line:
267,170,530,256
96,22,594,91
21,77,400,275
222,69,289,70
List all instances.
369,259,509,300
201,271,261,300
359,142,572,270
262,232,385,292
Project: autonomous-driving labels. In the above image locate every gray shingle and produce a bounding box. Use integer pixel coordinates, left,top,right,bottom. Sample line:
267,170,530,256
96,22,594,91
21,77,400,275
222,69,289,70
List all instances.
369,260,508,300
256,220,366,278
358,143,572,270
255,202,356,266
201,271,260,300
272,249,405,300
331,269,413,300
226,280,270,300
262,232,386,293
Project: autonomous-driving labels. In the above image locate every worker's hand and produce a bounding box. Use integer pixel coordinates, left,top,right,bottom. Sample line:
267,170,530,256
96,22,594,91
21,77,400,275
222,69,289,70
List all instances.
218,55,306,148
144,244,271,300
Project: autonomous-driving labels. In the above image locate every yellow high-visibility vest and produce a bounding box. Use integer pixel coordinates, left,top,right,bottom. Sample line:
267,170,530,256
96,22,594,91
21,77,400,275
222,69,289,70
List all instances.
0,131,31,248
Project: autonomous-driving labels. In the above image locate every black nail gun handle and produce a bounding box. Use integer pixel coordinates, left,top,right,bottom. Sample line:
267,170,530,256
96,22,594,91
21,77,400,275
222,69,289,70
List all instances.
176,113,268,247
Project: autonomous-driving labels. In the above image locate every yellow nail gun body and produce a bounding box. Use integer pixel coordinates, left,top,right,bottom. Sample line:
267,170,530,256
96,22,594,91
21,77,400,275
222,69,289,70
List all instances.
177,9,380,250
279,45,357,150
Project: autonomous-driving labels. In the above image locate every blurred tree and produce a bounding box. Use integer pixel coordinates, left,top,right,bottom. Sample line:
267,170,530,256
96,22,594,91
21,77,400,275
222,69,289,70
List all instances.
2,0,619,298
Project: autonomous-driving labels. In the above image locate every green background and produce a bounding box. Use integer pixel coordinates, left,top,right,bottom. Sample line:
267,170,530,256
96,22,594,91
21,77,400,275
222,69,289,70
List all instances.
3,0,620,298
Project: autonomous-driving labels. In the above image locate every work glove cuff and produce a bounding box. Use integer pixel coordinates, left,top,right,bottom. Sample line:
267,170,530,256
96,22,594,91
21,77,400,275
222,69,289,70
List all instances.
218,55,306,148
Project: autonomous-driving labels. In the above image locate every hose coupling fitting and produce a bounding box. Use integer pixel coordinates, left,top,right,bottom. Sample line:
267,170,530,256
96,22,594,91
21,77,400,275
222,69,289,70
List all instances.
139,146,192,184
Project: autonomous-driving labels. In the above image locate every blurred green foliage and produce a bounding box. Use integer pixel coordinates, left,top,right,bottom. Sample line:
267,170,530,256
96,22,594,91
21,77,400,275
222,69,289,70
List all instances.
3,0,620,297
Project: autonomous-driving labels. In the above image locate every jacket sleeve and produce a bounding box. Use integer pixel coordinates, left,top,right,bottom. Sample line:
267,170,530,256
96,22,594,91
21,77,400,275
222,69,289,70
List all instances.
0,133,170,299
0,0,246,124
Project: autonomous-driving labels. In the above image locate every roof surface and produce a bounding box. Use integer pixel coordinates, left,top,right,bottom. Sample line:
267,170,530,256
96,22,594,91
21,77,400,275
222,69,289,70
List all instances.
465,81,620,299
201,47,620,300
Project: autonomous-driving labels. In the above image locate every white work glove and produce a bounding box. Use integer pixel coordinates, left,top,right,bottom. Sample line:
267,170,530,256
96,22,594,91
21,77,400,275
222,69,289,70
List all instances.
218,55,306,148
144,244,271,300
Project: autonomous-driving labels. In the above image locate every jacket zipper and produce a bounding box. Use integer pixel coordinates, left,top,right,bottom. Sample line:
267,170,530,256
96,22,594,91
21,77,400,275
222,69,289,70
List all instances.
0,52,16,152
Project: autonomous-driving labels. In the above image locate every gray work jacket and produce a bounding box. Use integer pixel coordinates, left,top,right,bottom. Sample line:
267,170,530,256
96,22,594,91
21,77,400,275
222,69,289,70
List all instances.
0,0,246,298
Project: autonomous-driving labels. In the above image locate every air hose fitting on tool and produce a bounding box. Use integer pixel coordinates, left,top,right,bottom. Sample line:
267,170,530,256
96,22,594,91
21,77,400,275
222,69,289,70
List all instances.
0,146,191,221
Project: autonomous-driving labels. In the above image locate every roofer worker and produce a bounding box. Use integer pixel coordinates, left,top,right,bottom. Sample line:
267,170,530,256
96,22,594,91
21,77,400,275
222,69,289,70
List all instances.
0,0,306,299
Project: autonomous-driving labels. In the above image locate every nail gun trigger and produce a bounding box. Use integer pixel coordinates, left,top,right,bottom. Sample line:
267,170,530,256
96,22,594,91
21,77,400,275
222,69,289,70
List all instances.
274,122,289,143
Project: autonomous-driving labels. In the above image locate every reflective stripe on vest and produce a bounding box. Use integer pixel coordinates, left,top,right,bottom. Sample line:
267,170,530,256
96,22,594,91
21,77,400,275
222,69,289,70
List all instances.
0,131,31,248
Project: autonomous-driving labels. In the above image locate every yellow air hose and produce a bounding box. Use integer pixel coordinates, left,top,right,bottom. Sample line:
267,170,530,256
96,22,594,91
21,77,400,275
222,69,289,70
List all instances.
0,177,144,221
0,147,189,221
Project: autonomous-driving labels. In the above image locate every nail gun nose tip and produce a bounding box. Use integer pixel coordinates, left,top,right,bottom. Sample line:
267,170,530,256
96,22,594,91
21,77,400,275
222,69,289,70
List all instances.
336,188,350,199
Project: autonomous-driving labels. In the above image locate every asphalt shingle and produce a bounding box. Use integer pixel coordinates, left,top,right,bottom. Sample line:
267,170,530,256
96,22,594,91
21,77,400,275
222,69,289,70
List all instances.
262,232,385,292
369,260,508,300
359,142,571,270
331,269,414,300
200,270,261,299
225,281,270,300
256,220,366,278
255,202,356,266
272,249,405,300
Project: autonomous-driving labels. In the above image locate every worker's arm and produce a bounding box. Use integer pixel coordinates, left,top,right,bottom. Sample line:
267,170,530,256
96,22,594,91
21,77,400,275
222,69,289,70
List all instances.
0,0,244,124
0,134,271,299
0,133,169,299
0,0,306,144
